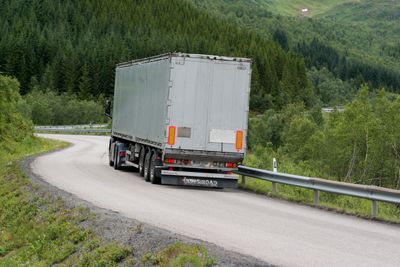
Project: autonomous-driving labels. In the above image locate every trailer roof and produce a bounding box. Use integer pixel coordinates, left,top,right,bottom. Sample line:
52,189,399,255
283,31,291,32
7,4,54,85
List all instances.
117,52,252,68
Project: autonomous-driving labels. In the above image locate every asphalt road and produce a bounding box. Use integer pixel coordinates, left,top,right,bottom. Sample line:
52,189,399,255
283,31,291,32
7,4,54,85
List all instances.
31,134,400,267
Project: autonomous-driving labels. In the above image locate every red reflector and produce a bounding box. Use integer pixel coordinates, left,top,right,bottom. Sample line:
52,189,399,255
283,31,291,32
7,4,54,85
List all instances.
227,171,232,174
226,162,234,168
119,151,126,157
168,167,173,171
165,158,175,164
168,126,176,145
236,130,243,150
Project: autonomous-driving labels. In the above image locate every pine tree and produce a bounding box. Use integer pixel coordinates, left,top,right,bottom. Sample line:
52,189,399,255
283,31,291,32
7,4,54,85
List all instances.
40,65,55,92
79,64,91,100
273,29,289,52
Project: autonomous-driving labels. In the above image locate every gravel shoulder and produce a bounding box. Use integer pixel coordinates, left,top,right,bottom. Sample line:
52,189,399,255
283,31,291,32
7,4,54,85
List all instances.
22,150,271,267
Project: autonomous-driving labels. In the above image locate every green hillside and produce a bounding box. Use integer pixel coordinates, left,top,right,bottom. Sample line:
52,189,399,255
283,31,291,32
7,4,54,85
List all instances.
261,0,356,17
191,0,400,96
0,0,312,113
321,0,400,59
2,0,399,110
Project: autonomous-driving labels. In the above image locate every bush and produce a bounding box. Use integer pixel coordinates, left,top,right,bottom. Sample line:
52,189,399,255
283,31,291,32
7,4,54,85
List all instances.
23,90,107,125
0,75,33,152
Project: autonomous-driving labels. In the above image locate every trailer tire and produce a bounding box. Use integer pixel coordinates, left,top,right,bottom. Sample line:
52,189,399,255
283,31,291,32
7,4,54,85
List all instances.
108,139,114,167
143,151,151,182
149,153,161,184
139,148,145,176
113,145,121,170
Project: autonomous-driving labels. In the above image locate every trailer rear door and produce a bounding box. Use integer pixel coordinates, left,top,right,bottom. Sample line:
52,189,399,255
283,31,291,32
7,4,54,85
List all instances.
167,56,251,154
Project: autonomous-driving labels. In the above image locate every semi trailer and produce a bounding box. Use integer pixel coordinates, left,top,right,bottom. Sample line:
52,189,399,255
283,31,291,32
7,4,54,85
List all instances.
107,53,251,188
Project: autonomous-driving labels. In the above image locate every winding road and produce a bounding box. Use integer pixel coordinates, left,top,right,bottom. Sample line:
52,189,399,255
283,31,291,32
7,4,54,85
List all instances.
31,134,400,267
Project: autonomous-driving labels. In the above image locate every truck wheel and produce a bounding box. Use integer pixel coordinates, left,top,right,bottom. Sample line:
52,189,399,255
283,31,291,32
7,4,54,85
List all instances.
113,146,121,170
109,139,114,166
143,152,151,182
139,148,145,176
150,153,161,184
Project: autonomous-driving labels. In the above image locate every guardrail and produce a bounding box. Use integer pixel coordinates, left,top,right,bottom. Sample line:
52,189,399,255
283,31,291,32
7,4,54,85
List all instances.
34,125,111,134
35,124,109,130
235,165,400,217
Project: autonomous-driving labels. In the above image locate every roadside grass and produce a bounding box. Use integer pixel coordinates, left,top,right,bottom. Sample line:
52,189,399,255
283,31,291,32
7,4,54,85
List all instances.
0,136,133,266
141,242,216,267
243,152,400,223
0,136,69,164
0,136,215,266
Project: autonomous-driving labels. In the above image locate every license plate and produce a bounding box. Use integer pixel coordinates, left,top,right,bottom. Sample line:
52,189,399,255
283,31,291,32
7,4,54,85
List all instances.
182,177,219,187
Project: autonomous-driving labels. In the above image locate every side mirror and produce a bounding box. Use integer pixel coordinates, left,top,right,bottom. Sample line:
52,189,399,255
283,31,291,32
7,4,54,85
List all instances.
104,100,112,118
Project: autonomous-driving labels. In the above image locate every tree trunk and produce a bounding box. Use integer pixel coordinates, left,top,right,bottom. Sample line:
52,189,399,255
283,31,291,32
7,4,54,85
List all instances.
392,144,400,189
346,142,357,182
397,167,400,190
362,130,369,181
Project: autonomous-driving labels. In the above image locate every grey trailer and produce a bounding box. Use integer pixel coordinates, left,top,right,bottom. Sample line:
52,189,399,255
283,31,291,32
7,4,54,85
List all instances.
109,53,251,188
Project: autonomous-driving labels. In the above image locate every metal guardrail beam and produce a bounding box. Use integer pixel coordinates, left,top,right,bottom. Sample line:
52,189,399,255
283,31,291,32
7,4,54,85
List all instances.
235,165,400,217
35,128,111,133
34,124,109,130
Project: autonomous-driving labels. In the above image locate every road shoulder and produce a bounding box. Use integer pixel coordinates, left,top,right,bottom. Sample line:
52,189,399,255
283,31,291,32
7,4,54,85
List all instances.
22,153,271,267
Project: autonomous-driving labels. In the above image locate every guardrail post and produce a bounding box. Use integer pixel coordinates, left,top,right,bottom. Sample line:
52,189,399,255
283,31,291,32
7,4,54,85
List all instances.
371,200,378,217
273,158,278,172
272,182,277,193
272,158,278,193
313,190,320,206
242,175,246,186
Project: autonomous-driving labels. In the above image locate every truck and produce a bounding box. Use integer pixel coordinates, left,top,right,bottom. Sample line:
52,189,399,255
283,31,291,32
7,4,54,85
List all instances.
107,53,251,188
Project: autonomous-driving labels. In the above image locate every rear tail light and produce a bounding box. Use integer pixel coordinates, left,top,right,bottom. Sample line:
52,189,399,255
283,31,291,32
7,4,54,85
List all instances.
225,162,238,168
168,126,176,145
164,158,176,164
119,151,126,157
164,158,193,166
236,130,243,151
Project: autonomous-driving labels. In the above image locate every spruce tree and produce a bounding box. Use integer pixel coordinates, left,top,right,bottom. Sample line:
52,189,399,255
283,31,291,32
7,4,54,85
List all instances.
79,64,91,100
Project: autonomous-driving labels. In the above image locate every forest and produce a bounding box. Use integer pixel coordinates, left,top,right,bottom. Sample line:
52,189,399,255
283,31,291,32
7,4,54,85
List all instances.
191,0,400,93
0,0,311,116
1,0,400,191
248,85,400,189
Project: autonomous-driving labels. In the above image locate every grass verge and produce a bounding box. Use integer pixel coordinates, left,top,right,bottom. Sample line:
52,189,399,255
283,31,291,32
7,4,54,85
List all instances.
0,137,133,266
243,149,400,223
0,136,215,266
141,242,216,267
